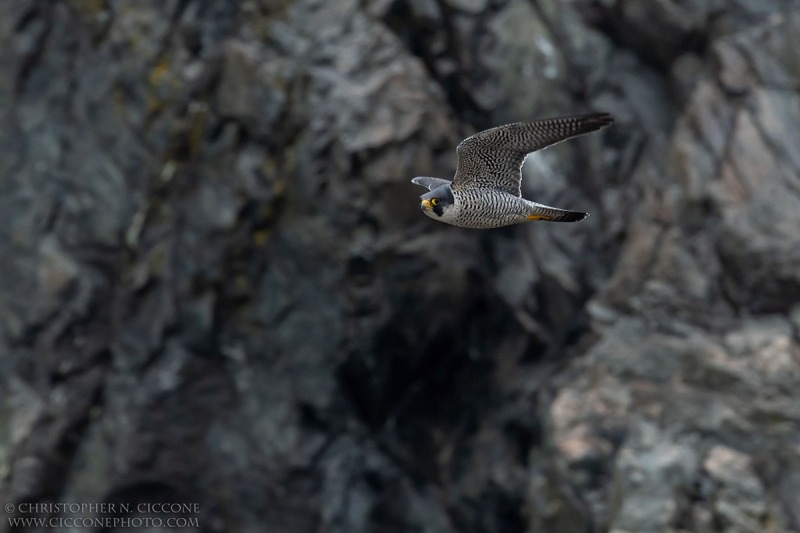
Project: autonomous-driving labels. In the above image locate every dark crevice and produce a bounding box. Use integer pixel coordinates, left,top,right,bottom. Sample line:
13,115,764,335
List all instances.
504,419,542,466
449,489,527,533
381,0,485,126
14,5,53,97
581,0,712,74
11,366,108,507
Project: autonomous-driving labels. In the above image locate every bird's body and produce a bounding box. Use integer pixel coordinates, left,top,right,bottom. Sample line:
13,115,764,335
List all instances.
412,113,614,229
428,187,569,229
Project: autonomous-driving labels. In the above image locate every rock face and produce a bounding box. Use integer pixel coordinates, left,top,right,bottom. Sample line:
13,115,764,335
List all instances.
1,1,799,532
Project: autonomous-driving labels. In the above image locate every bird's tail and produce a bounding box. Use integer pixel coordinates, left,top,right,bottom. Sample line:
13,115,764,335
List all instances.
526,203,589,223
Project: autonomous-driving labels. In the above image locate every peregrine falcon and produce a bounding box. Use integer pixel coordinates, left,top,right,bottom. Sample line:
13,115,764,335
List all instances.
412,112,613,229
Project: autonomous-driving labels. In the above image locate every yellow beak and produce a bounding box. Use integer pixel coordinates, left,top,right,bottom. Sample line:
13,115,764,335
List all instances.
421,199,432,210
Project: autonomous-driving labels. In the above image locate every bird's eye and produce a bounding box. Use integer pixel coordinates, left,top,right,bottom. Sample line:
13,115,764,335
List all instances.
431,198,440,206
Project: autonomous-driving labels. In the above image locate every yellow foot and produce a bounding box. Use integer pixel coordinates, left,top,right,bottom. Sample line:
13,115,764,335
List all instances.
527,214,552,221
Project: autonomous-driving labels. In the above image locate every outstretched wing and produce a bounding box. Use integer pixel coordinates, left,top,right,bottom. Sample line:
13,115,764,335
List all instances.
452,112,614,196
411,176,451,191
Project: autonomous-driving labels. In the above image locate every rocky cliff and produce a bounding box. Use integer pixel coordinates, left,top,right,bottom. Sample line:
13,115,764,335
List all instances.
1,1,799,532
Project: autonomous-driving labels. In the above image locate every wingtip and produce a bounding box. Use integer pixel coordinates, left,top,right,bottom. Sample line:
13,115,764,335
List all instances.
588,112,615,127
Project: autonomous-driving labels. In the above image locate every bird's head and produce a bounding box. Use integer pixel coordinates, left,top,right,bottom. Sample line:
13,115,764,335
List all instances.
419,184,455,220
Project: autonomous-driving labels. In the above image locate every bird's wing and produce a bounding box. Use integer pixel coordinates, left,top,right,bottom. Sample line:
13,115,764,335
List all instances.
411,176,452,191
452,112,614,196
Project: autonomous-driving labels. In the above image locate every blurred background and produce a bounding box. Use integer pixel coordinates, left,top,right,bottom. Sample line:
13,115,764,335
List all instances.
1,0,799,532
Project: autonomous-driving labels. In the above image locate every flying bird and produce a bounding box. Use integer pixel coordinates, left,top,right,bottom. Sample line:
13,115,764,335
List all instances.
412,112,613,229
